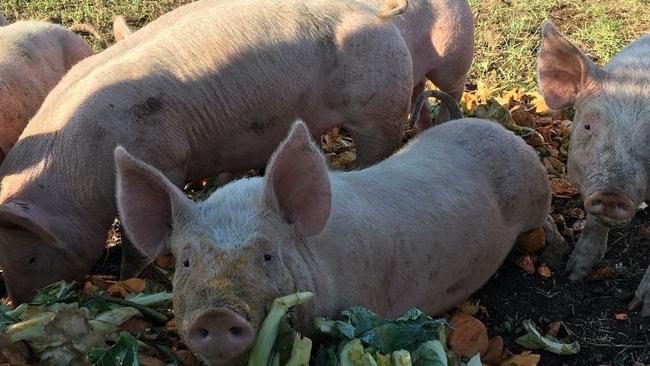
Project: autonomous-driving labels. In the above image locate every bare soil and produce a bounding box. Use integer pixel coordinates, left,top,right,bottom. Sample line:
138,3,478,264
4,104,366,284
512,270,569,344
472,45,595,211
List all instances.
477,198,650,365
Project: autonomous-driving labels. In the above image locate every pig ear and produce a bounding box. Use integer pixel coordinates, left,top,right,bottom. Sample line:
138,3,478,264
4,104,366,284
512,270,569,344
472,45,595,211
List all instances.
112,16,132,42
114,146,192,260
263,121,331,237
0,202,59,246
537,22,605,110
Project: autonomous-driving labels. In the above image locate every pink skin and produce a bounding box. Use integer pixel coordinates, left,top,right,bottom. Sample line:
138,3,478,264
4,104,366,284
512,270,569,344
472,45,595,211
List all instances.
362,0,474,127
537,22,650,315
0,21,92,159
0,0,415,304
115,119,550,365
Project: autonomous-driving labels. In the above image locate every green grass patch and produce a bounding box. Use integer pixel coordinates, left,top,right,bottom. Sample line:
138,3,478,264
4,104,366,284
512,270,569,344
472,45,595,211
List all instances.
2,0,650,89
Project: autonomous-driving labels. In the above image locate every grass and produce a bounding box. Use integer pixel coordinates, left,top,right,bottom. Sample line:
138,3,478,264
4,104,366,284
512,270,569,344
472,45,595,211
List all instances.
469,0,650,90
2,0,649,88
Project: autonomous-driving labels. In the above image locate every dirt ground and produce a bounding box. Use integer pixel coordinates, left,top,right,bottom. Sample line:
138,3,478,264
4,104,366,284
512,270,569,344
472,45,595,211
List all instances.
477,198,650,366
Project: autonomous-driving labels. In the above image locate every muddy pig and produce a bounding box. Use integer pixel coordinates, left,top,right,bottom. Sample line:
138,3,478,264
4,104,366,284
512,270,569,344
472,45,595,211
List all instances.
537,22,650,315
0,18,92,160
0,0,417,303
115,117,551,365
362,0,473,127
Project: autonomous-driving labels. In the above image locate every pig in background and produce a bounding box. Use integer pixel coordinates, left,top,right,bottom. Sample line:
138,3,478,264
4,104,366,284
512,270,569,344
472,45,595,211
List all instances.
0,14,92,160
115,117,551,366
0,0,422,304
537,22,650,315
362,0,474,127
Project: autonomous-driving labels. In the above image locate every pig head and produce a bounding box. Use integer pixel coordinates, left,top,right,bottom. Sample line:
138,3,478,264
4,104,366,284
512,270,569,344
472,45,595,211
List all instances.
537,22,650,315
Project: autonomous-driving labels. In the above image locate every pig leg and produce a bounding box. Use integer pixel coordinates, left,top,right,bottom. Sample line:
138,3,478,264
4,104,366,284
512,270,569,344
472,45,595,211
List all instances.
540,215,568,270
120,235,147,279
412,81,433,131
630,265,650,316
564,215,609,280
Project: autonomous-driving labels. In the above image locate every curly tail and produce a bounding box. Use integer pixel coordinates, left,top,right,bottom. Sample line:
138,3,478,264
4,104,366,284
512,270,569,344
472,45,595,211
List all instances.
68,23,107,48
408,90,463,129
377,0,408,19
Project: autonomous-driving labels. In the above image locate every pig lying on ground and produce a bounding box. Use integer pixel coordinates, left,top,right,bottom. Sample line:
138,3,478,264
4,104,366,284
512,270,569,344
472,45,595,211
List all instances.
0,0,416,303
116,117,551,366
354,0,474,127
537,22,650,315
0,19,92,160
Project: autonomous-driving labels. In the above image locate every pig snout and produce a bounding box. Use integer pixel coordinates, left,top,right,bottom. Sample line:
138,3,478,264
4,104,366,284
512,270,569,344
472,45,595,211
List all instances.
185,308,255,363
585,190,636,225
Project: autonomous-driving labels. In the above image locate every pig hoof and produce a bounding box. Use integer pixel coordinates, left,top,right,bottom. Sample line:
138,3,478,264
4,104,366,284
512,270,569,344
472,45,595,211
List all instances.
629,284,650,316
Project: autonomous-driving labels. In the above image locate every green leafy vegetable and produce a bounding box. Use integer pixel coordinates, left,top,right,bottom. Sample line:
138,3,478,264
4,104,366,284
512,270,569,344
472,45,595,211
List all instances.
515,320,580,355
247,291,314,366
88,331,141,366
30,281,79,306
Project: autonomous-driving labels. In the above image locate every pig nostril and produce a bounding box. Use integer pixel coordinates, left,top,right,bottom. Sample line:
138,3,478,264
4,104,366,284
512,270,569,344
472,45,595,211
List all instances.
197,328,210,339
229,326,244,337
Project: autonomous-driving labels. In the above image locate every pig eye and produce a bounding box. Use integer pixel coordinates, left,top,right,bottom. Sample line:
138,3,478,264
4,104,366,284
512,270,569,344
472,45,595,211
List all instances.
27,256,36,264
584,123,591,131
263,254,273,262
183,259,190,267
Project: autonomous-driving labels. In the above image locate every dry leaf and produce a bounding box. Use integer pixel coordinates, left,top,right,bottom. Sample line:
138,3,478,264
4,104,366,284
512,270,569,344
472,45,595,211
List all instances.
571,220,586,232
529,91,550,115
458,300,483,316
165,318,177,332
516,228,545,254
588,266,615,282
120,278,146,293
499,351,541,366
537,264,552,278
107,283,129,299
639,223,650,238
549,177,577,198
119,318,149,333
173,349,198,366
546,321,561,338
140,355,165,366
515,255,536,274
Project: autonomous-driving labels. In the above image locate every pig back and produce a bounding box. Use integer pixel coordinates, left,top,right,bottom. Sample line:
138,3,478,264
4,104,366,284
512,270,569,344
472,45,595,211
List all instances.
310,118,550,319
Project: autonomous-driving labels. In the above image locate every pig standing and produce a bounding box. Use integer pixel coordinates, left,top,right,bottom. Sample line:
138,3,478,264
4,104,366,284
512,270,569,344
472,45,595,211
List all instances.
0,0,417,303
537,22,650,315
115,118,551,366
362,0,473,127
0,20,92,159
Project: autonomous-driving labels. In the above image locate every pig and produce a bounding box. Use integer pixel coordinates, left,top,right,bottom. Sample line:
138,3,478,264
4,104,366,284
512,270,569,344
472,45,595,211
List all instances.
0,20,92,160
115,117,551,365
537,22,650,315
0,12,7,26
362,0,473,127
0,0,417,303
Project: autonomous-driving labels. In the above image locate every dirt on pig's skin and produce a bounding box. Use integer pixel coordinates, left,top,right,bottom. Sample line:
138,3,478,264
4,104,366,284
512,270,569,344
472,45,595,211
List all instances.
476,199,650,366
